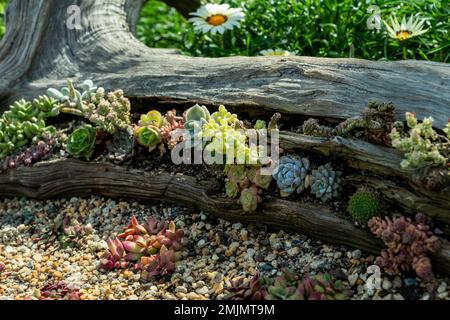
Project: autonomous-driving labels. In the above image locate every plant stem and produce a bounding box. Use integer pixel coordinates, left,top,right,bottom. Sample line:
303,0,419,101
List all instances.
403,46,408,60
60,107,84,117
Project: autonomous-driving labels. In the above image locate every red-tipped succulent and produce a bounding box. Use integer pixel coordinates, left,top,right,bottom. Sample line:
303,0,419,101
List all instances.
118,215,147,239
100,215,186,280
100,238,128,270
139,245,177,281
37,281,81,300
368,213,440,282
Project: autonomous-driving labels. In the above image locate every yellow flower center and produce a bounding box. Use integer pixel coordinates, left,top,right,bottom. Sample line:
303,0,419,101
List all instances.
207,14,228,26
396,30,412,41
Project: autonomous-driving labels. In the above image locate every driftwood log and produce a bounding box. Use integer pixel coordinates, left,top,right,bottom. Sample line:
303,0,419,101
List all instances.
0,0,449,275
0,0,449,128
0,158,449,276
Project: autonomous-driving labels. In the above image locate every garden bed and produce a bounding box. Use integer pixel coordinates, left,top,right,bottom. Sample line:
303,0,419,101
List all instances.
1,157,449,277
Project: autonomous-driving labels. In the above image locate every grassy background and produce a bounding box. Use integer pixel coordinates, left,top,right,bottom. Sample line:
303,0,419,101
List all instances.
0,0,6,40
0,0,448,62
138,0,449,62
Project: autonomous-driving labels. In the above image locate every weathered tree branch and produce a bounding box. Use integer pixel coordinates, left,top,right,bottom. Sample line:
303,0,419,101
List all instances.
0,0,449,127
0,0,449,276
280,132,450,225
0,158,448,276
160,0,201,18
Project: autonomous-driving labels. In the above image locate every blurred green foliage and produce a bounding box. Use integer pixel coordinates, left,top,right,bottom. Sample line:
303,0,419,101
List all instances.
0,0,6,40
0,0,448,62
138,0,450,62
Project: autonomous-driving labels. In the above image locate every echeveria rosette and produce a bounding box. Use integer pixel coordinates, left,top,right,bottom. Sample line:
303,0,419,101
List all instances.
272,156,311,197
184,104,210,148
66,124,97,160
239,186,260,212
134,126,162,151
140,110,165,128
310,163,343,202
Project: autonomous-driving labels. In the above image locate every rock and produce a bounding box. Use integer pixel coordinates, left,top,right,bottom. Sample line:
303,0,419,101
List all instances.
393,277,402,289
351,250,362,259
310,259,325,270
196,286,209,295
175,286,188,294
287,247,300,257
197,239,206,248
255,253,265,262
265,254,277,262
240,229,249,241
437,282,447,293
382,279,392,291
421,293,430,300
260,264,273,272
232,223,242,230
245,249,256,260
438,292,448,299
348,273,359,287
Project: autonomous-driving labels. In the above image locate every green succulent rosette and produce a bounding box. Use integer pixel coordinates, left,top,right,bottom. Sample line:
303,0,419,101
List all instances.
134,125,162,150
66,124,97,159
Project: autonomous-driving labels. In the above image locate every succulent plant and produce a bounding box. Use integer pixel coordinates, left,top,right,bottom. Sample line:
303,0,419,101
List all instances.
56,216,94,249
66,124,97,159
134,125,161,151
107,128,136,162
272,155,311,197
100,238,128,270
184,104,210,147
101,216,186,280
49,80,131,134
254,120,267,130
140,110,164,127
134,109,184,153
310,163,343,202
86,88,131,134
266,270,352,300
139,245,177,280
35,281,81,300
239,186,261,212
347,188,380,225
301,118,333,137
224,164,271,212
0,97,59,159
47,79,97,109
390,112,448,170
0,133,60,172
334,102,396,146
227,273,270,300
159,109,185,151
39,213,94,249
161,220,187,251
368,214,441,282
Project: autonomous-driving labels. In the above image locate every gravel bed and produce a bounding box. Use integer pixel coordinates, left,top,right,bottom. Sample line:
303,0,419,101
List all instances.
0,197,448,300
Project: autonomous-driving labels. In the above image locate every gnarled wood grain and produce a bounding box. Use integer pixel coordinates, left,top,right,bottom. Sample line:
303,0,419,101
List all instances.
0,158,448,276
0,0,449,127
280,132,450,224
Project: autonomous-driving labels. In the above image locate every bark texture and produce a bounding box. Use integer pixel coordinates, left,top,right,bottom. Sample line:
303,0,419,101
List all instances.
0,0,449,127
0,0,449,276
0,158,448,276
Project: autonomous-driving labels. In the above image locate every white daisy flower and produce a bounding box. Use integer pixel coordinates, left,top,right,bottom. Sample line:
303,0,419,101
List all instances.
188,3,245,35
383,15,429,41
259,49,293,57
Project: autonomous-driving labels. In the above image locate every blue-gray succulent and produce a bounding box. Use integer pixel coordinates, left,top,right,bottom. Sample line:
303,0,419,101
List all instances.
310,163,343,202
272,155,311,197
